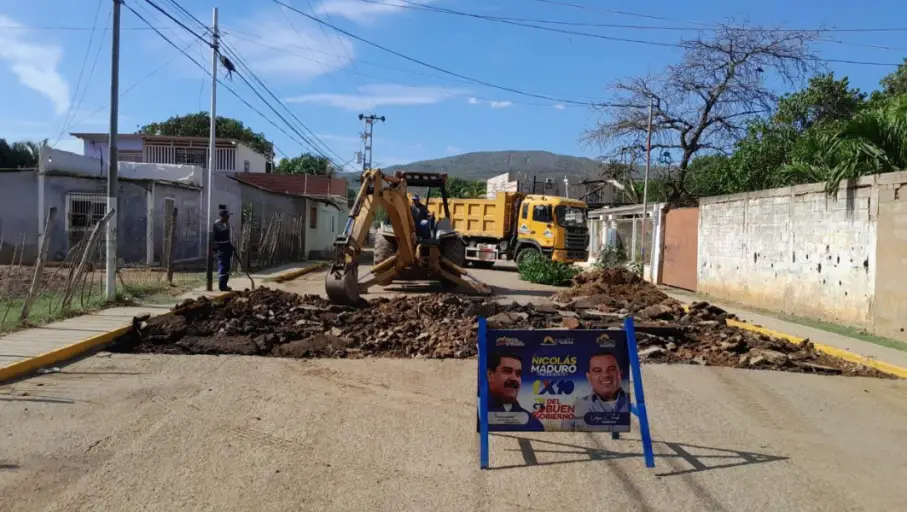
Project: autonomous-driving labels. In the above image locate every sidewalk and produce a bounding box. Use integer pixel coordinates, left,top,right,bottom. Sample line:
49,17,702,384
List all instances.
662,288,907,371
0,262,325,383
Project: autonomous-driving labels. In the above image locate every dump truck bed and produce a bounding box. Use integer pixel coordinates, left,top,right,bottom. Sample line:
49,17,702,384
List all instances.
426,192,522,240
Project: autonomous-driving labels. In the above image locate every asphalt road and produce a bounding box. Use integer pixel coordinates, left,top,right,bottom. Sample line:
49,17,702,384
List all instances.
3,266,907,511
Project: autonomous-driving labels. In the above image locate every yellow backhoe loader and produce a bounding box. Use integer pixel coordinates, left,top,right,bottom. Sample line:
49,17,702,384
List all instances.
325,169,493,305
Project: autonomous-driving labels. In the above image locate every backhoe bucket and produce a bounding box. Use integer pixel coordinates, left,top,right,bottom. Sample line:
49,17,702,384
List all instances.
325,264,360,305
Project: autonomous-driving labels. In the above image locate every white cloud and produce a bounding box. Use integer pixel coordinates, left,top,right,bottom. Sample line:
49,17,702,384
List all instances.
318,0,438,25
446,145,462,155
286,84,465,111
0,15,70,115
553,103,566,110
466,97,513,109
413,142,423,150
227,9,356,79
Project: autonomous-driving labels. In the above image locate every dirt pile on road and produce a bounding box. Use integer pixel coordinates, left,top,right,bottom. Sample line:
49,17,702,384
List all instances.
111,286,892,378
554,267,676,315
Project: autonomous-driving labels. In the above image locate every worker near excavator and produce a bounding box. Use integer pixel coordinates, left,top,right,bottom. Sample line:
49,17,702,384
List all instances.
211,207,234,292
562,352,629,431
410,194,434,240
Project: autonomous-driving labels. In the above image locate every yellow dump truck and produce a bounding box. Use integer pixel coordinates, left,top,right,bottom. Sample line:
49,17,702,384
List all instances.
425,192,589,268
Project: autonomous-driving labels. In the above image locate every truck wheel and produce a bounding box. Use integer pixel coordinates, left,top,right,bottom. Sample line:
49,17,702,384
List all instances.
439,237,466,291
471,261,495,269
373,235,397,265
516,247,541,266
440,236,466,268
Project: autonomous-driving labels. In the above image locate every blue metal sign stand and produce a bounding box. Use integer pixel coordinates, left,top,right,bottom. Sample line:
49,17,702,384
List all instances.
477,316,655,469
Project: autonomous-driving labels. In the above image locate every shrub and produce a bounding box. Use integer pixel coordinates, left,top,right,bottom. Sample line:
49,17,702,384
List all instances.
517,253,579,286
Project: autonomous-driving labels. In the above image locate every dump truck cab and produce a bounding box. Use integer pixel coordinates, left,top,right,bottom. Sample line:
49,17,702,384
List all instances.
513,194,589,264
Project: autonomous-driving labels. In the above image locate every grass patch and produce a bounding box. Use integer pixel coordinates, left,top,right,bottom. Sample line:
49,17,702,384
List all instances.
517,254,579,286
0,273,205,334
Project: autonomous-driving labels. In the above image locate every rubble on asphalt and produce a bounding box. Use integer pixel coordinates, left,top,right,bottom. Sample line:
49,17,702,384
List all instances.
111,272,893,378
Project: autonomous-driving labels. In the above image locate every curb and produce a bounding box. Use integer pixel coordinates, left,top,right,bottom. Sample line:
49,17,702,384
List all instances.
0,264,324,384
726,319,907,379
269,262,328,283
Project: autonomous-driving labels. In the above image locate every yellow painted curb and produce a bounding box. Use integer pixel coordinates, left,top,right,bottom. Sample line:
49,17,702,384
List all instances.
681,304,907,378
726,319,907,379
270,262,328,283
0,325,132,383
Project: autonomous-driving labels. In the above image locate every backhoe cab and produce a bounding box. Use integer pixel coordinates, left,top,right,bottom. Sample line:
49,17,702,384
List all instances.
325,169,492,305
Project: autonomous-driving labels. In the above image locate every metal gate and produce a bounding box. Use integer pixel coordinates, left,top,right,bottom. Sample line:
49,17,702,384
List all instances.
662,207,699,291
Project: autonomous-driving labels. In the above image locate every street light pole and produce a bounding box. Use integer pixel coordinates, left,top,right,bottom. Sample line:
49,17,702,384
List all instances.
640,97,654,279
105,0,121,301
205,7,219,291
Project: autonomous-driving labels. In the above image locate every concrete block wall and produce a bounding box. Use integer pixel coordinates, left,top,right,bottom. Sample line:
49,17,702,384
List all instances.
697,171,907,343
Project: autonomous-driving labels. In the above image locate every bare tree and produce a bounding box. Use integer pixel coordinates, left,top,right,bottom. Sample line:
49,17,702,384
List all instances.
583,23,821,201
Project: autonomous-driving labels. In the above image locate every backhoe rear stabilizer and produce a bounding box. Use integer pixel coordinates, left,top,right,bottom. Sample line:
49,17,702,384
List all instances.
438,256,493,296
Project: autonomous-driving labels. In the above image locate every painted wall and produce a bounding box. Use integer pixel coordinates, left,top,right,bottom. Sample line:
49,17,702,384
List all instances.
151,183,203,263
305,199,348,259
42,174,150,262
82,137,143,159
42,147,201,185
234,144,267,173
698,179,878,328
0,171,39,263
870,173,907,342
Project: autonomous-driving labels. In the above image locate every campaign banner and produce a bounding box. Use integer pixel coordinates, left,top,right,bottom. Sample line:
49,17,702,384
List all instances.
481,329,631,432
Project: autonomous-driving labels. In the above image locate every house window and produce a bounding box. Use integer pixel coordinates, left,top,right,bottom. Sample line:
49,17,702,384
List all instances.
174,147,207,167
310,206,317,229
67,193,107,231
118,151,143,163
243,160,250,172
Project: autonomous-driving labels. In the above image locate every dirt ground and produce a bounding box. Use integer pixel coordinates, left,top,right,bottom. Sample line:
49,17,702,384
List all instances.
3,356,907,511
4,264,907,511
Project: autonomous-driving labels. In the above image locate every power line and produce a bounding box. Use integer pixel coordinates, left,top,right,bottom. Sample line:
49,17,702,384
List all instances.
221,31,573,107
272,0,598,106
219,40,347,164
377,0,905,65
141,0,210,46
122,2,327,159
53,0,106,147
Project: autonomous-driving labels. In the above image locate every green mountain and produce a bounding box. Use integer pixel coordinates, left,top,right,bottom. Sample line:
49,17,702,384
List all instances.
382,150,605,183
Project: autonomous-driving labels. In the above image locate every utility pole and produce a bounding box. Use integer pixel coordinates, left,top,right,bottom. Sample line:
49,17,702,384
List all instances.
205,7,219,291
105,0,121,301
640,97,655,279
358,114,385,171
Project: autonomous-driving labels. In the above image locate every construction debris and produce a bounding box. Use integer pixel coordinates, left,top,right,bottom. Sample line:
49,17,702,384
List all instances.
111,280,893,378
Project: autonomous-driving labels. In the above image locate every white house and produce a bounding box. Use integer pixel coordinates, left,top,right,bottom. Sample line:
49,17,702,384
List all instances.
70,133,269,173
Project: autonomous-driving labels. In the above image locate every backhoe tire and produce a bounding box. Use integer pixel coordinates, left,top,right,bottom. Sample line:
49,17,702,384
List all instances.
373,235,397,265
516,247,541,266
440,237,467,291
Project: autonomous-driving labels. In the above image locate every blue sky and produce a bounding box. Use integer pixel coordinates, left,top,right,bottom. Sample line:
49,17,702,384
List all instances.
1,0,905,169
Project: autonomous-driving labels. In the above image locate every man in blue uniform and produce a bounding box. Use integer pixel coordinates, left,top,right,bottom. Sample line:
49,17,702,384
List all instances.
211,208,234,292
410,194,434,240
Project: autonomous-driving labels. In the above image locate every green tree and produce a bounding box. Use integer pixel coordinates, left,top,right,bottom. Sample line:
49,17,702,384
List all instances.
426,176,486,198
139,112,274,159
0,138,43,168
276,153,332,175
774,73,867,132
871,58,907,103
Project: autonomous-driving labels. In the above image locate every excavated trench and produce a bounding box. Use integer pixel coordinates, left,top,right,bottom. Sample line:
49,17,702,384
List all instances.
110,268,894,378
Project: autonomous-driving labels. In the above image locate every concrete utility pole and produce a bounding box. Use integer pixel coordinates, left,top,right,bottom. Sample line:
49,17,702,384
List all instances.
105,0,121,301
640,97,655,278
205,7,219,291
358,114,385,171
